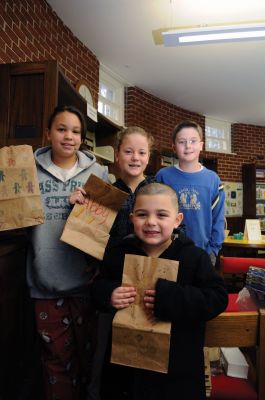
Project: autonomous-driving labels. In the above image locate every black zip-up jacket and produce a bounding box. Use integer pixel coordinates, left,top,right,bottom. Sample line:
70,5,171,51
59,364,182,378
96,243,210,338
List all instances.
109,176,156,239
91,235,228,400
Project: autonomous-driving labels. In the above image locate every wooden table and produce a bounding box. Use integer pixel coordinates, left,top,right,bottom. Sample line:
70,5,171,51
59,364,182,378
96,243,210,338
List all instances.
222,236,265,257
224,235,265,248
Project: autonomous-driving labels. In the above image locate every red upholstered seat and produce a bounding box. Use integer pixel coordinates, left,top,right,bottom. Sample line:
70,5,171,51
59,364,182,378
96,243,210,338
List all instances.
221,257,265,274
210,374,257,400
225,293,240,312
220,257,265,312
219,255,265,296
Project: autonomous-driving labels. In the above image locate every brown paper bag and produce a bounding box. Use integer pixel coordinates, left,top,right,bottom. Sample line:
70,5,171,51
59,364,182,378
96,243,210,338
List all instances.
0,145,44,231
112,254,179,373
61,174,128,260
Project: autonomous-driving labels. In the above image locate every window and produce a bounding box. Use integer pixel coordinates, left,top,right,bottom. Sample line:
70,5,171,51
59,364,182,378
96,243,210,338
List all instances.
205,117,231,153
98,66,125,126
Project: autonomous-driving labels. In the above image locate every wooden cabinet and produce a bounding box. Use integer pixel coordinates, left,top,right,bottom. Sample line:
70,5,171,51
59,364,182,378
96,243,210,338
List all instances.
242,163,265,232
0,60,87,149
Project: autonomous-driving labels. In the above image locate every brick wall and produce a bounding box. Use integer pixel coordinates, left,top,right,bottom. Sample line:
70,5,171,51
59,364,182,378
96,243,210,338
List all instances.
1,0,265,182
0,0,99,104
125,86,205,152
126,87,265,181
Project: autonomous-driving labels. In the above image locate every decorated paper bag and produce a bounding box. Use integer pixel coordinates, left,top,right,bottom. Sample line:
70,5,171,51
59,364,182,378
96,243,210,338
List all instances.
0,145,44,231
61,174,128,260
112,254,179,373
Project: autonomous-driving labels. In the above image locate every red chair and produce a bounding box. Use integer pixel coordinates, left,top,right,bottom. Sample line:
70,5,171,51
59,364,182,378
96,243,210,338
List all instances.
210,374,257,400
219,256,265,276
219,256,265,308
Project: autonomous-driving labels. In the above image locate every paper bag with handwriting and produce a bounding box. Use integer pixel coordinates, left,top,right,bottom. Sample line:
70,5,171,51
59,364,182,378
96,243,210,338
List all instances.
112,254,179,373
61,174,128,260
0,145,44,231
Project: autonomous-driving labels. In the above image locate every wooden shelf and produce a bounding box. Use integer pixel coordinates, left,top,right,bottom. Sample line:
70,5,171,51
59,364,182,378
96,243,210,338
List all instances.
242,164,265,231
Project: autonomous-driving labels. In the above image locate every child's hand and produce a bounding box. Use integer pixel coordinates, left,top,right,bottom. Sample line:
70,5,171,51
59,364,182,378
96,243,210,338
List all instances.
69,187,87,205
111,286,137,309
143,289,156,316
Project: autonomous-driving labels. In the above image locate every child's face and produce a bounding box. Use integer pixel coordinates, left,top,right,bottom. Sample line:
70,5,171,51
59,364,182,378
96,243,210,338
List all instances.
47,111,82,159
172,127,203,163
115,133,150,179
131,194,183,254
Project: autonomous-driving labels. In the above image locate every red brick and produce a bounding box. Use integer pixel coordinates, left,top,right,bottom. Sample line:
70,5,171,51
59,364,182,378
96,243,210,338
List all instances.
12,23,27,44
11,41,25,58
5,44,21,62
26,39,39,55
19,24,34,40
3,5,13,27
0,27,12,47
24,0,36,13
0,36,6,51
0,45,10,62
18,40,32,58
0,14,5,29
5,24,20,45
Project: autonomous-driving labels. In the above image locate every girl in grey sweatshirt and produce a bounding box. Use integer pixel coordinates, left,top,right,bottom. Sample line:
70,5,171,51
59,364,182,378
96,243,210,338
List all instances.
26,105,109,400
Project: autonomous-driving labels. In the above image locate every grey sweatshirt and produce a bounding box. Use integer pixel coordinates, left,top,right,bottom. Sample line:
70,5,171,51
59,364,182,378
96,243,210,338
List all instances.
26,146,109,299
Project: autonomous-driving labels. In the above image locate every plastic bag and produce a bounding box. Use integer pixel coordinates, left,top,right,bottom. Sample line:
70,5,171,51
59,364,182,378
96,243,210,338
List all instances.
235,287,258,311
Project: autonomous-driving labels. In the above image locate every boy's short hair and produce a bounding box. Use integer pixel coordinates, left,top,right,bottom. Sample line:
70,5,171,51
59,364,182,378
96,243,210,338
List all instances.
134,182,179,212
172,120,203,143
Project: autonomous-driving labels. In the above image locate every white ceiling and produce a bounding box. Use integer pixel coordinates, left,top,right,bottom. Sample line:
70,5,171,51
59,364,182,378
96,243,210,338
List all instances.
47,0,265,126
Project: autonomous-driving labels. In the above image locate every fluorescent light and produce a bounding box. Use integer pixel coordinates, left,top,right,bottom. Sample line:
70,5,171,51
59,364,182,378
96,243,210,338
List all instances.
162,23,265,46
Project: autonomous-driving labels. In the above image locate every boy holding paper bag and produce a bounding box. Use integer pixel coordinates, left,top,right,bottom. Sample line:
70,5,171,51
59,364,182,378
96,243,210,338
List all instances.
91,182,228,400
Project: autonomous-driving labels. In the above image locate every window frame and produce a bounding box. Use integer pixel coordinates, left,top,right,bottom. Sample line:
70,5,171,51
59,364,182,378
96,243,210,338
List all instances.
205,117,232,154
98,65,125,126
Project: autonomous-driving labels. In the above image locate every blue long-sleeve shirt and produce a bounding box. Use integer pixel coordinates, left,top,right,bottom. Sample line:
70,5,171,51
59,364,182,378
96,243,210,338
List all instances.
156,166,225,255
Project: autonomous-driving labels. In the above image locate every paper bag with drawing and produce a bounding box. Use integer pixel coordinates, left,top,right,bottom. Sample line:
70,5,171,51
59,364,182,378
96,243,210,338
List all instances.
0,145,44,231
112,254,179,373
60,174,128,260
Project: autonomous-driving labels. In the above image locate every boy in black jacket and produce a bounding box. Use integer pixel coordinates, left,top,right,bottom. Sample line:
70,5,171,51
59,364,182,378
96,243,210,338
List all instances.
92,182,228,400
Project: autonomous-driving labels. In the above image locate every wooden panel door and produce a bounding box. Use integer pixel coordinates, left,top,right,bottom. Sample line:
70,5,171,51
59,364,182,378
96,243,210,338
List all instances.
8,72,44,146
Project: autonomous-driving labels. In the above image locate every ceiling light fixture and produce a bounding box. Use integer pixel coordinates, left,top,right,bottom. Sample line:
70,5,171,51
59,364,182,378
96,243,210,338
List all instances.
162,23,265,46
